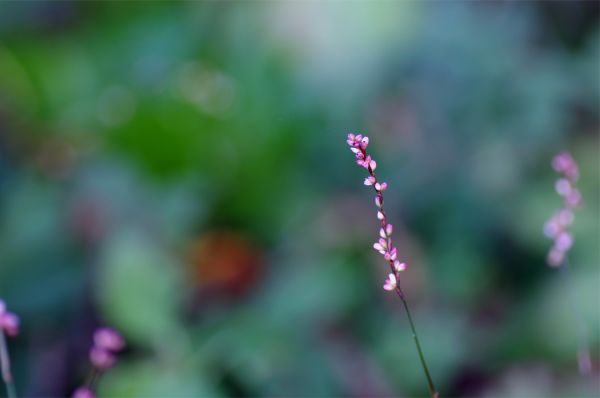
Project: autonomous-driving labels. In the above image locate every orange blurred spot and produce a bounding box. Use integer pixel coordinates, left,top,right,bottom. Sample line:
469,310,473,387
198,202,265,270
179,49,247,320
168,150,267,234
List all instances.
188,230,263,297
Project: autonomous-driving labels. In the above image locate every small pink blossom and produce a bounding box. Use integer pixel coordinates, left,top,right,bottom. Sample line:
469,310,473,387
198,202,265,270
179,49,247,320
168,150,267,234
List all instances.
394,261,407,272
0,300,19,337
386,224,393,236
373,242,385,254
547,247,564,267
383,273,397,291
555,178,572,196
544,151,581,267
360,136,369,149
375,196,382,207
566,189,582,207
377,211,384,220
94,328,125,352
90,346,116,370
552,151,578,181
346,133,355,146
72,387,96,398
375,182,388,191
555,232,573,251
364,176,376,186
0,312,20,337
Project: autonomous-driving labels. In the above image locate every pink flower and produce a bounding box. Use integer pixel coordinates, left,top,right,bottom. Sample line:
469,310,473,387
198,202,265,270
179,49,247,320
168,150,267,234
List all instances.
93,328,125,352
552,151,579,181
87,327,125,371
90,346,116,370
72,387,96,398
394,261,407,272
547,247,564,267
386,224,393,236
375,196,382,207
555,178,572,196
555,232,573,251
544,151,581,267
374,182,387,192
383,273,397,291
0,300,19,337
0,313,20,337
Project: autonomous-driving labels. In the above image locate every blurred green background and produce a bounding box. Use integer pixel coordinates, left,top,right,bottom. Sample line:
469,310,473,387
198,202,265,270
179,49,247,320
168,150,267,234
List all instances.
0,1,599,397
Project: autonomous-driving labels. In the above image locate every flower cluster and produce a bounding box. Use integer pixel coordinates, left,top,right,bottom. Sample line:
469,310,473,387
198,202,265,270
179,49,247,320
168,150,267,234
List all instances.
347,133,407,292
72,327,125,398
544,151,582,267
0,300,19,338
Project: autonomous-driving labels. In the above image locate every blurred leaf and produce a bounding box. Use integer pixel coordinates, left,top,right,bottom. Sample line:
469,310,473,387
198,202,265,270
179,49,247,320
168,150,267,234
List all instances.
97,231,183,348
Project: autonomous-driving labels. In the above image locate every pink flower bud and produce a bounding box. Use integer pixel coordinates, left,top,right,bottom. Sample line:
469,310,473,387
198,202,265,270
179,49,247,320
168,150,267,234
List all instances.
373,242,385,253
383,273,397,291
360,136,369,149
557,209,574,226
94,328,125,352
547,247,564,267
369,160,377,170
389,247,398,261
0,300,5,316
543,218,559,239
375,182,387,191
364,176,375,186
73,387,96,398
385,224,393,236
555,232,573,251
377,211,384,220
90,346,116,370
375,196,382,207
566,189,582,207
350,147,360,154
346,133,355,146
1,312,20,337
555,178,572,196
552,152,578,180
394,261,407,272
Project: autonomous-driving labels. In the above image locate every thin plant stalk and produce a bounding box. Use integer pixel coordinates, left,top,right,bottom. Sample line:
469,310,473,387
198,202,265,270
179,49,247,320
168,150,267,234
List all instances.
396,286,438,398
0,330,17,398
560,256,592,375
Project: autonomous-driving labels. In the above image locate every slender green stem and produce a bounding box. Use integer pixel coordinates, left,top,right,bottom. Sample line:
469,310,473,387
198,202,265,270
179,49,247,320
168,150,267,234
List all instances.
396,287,438,398
0,331,17,398
560,256,592,376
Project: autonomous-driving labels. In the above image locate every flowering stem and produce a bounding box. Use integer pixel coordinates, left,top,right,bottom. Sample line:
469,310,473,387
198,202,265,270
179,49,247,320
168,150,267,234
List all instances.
0,330,16,398
395,287,438,398
560,256,592,376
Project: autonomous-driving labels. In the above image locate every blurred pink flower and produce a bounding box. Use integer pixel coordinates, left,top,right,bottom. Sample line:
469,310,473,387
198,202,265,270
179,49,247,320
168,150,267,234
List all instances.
383,273,397,291
0,300,19,337
89,346,116,370
72,387,96,398
94,328,125,352
544,152,581,267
